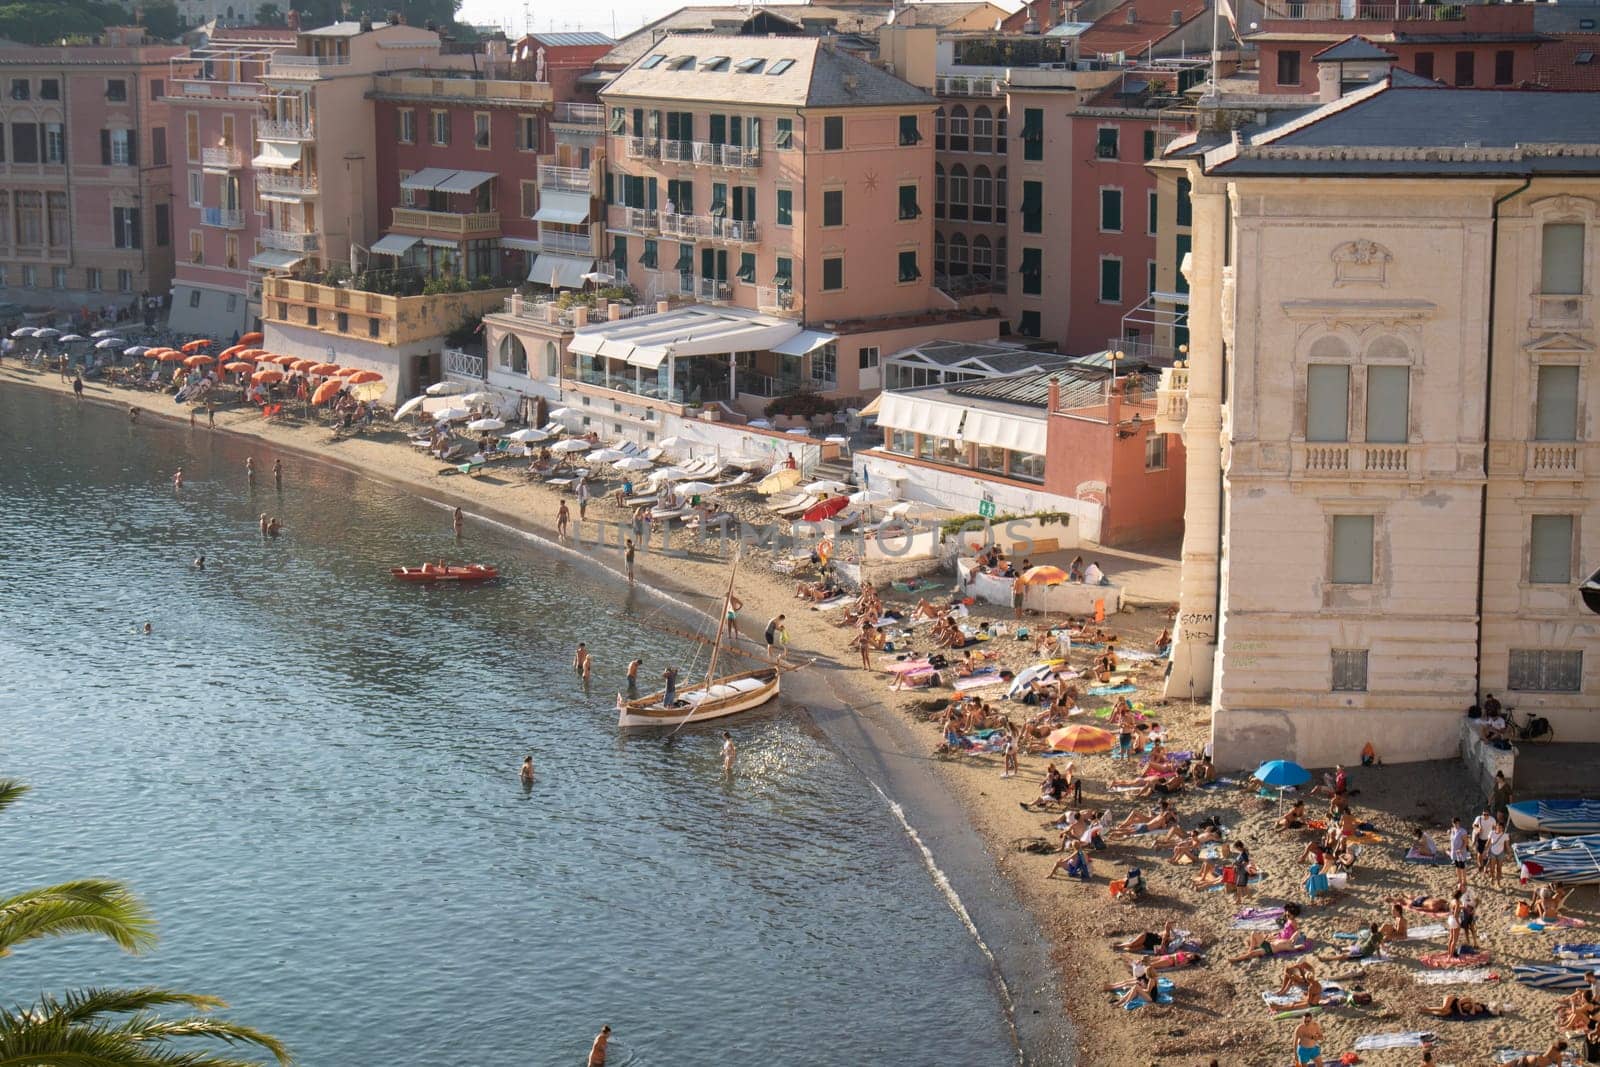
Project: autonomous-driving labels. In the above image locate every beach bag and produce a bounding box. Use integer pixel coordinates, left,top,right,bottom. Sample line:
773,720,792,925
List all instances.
1527,715,1552,739
1517,901,1532,919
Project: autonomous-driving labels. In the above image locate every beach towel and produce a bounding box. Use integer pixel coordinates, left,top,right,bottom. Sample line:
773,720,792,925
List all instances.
1513,963,1600,990
1087,684,1138,697
1404,849,1451,865
1421,950,1491,969
1230,917,1282,932
1263,982,1344,1008
1236,907,1286,921
1415,968,1497,986
1556,943,1600,958
1353,1032,1434,1051
882,659,932,675
1121,977,1175,1010
1512,916,1587,933
1403,923,1448,941
812,594,851,609
953,675,1005,692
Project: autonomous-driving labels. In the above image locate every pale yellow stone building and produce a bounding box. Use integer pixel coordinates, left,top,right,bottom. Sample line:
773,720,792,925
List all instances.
1157,69,1600,767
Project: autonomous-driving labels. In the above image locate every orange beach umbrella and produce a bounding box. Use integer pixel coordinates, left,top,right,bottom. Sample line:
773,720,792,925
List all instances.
219,344,246,359
290,358,318,372
181,339,212,353
223,361,254,373
1045,725,1116,755
1022,565,1070,586
312,379,343,405
308,362,342,376
239,331,263,346
343,369,382,384
158,349,186,363
182,354,215,368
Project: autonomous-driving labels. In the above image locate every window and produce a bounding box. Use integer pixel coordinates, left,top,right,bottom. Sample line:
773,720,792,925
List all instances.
1022,107,1043,161
1012,453,1045,482
150,78,163,100
1021,180,1042,234
1454,50,1474,86
1494,49,1515,85
973,235,992,282
11,123,38,164
775,117,793,148
225,234,238,268
1143,129,1157,161
948,233,968,276
306,306,318,326
858,345,879,370
102,128,133,166
474,112,491,148
1100,188,1122,232
1019,310,1041,337
44,124,64,164
185,112,199,162
1306,364,1350,442
1508,649,1583,692
86,268,101,291
1535,364,1580,441
775,255,793,290
21,266,36,288
431,110,450,145
1414,52,1435,80
112,207,141,250
188,289,201,308
1144,432,1168,471
520,180,538,219
773,187,793,227
150,126,166,166
639,53,667,70
517,114,539,151
1095,127,1118,159
898,250,920,283
398,109,415,143
973,106,993,153
1149,260,1158,295
1176,177,1192,226
189,230,203,264
1530,514,1574,584
898,184,920,220
768,57,795,77
1330,514,1374,585
40,78,58,100
1099,258,1122,303
399,170,415,207
947,164,968,221
1541,223,1585,295
369,318,380,338
822,256,843,291
811,342,837,388
822,188,843,227
50,266,65,289
337,311,349,332
971,166,992,222
118,269,132,293
46,192,67,246
1277,50,1301,86
1365,364,1409,443
154,204,169,247
735,249,753,282
106,78,126,101
823,116,844,151
1021,247,1042,296
1147,191,1158,235
10,78,28,100
898,114,921,146
1331,649,1368,692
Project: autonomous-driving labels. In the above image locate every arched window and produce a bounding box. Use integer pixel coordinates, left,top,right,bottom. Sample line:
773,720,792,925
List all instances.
934,106,946,150
934,232,947,277
972,234,993,284
995,236,1008,291
1308,336,1351,360
948,164,969,221
948,104,969,151
1367,336,1408,361
499,332,527,374
949,232,969,277
972,165,993,223
934,162,946,220
996,106,1008,142
973,105,993,154
545,341,560,378
995,166,1008,221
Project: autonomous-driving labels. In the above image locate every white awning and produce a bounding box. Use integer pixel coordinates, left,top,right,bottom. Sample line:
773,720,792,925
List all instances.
421,237,457,249
371,233,419,255
770,329,837,357
400,167,457,192
251,141,301,168
569,305,801,372
436,169,496,194
530,253,594,289
876,392,967,440
248,249,303,270
500,236,541,252
532,190,591,225
961,407,1048,456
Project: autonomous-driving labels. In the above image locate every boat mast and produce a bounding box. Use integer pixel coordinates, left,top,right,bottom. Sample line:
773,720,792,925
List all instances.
704,550,741,686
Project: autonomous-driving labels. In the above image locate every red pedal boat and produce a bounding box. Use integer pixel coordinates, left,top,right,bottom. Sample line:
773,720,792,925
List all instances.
390,563,499,583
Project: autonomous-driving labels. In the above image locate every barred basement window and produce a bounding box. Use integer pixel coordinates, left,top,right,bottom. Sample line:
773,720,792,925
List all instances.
1508,649,1582,692
1331,649,1368,692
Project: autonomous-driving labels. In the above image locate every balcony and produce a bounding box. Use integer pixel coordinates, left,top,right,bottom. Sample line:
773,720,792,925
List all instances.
696,277,733,303
369,75,552,106
1265,0,1463,18
174,78,264,100
661,140,761,170
444,346,487,380
1292,442,1417,479
1527,443,1583,479
551,102,604,126
391,207,501,238
500,294,581,328
659,213,759,245
1153,365,1188,435
625,136,660,160
539,228,593,255
934,74,1005,97
201,146,242,170
259,226,319,252
538,163,592,193
201,206,245,229
756,286,798,315
256,172,319,196
257,118,314,141
268,53,350,79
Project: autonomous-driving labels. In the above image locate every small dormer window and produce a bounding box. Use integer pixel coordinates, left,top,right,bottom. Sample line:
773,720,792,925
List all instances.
735,57,764,73
768,58,795,75
700,55,730,71
667,55,695,70
639,53,667,69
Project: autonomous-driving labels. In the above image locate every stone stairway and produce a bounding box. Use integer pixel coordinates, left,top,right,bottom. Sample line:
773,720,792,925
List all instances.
808,455,856,488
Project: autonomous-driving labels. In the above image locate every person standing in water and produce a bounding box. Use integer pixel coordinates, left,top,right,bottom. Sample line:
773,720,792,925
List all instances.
72,373,84,401
624,538,635,585
519,756,534,784
273,459,283,490
259,513,269,536
764,614,787,663
587,1025,610,1067
453,506,464,539
245,457,255,485
721,731,736,774
172,468,184,490
573,643,590,676
556,499,570,540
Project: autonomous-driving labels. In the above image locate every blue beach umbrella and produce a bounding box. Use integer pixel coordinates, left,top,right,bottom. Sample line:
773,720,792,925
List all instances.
1254,759,1311,788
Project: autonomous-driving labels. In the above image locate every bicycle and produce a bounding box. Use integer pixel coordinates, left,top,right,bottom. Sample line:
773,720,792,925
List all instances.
1509,706,1557,744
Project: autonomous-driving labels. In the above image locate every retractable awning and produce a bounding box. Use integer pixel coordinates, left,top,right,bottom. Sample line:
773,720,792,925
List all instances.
251,141,300,168
421,237,457,249
529,253,594,289
371,233,419,255
248,249,303,270
962,408,1048,456
770,329,836,357
569,305,801,371
876,392,967,440
436,169,496,194
400,167,456,192
532,190,591,225
500,236,541,252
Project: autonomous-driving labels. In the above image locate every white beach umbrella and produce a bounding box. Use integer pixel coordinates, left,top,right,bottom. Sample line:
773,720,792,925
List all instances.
803,480,849,494
10,327,36,338
503,427,549,443
612,456,653,472
676,480,717,496
588,447,627,463
57,333,86,344
551,438,591,453
425,380,465,396
849,489,892,505
657,436,685,449
123,345,148,357
435,405,472,422
94,337,126,349
33,327,60,339
467,417,506,433
548,406,578,421
651,466,690,482
394,395,427,419
460,391,494,406
90,328,118,339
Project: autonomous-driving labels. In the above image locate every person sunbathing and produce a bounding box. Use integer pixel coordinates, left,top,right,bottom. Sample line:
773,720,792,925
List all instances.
1190,859,1225,889
1109,800,1179,838
1385,893,1451,914
1511,1041,1569,1067
1274,800,1308,831
1019,765,1070,811
1273,961,1319,997
796,575,840,601
1117,775,1185,800
1558,990,1596,1031
910,598,943,622
1107,970,1162,1009
1093,651,1118,683
1420,994,1495,1019
1533,884,1574,921
1227,929,1305,964
1378,902,1408,942
1116,921,1178,955
1046,840,1092,881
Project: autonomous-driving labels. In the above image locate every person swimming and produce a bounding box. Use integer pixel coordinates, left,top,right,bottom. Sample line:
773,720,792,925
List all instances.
519,756,534,784
193,556,205,570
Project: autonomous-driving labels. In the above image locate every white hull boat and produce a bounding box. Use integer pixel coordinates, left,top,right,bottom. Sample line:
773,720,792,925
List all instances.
1507,799,1600,836
617,667,780,728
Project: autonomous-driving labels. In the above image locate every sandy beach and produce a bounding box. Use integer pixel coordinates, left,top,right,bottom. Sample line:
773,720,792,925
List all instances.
9,363,1589,1067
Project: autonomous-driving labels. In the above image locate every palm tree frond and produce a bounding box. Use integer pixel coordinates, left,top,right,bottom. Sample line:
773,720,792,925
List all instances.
0,881,157,956
115,1015,292,1065
0,994,293,1067
39,988,227,1026
0,780,30,815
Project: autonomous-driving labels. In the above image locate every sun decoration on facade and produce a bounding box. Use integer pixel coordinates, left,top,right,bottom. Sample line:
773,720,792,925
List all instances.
863,170,879,192
1331,239,1394,287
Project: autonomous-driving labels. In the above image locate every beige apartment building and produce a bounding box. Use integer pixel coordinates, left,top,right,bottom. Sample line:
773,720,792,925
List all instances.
1159,70,1600,767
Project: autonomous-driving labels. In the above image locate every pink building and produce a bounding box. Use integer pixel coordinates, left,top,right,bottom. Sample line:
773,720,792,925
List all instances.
166,28,297,336
0,28,182,313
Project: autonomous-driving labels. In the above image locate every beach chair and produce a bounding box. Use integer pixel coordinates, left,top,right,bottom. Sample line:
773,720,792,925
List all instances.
641,447,664,463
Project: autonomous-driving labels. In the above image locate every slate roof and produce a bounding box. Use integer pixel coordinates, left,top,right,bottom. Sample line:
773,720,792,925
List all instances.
601,33,934,108
1312,35,1397,62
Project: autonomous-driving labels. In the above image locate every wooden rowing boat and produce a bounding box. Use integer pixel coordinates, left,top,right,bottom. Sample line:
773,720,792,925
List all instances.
391,564,499,583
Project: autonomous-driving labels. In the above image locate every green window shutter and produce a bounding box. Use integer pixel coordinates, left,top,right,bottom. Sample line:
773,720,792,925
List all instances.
774,256,792,287
737,252,756,283
675,243,694,272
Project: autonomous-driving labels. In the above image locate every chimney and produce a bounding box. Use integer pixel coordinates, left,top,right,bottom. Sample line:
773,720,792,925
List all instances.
609,303,623,321
287,8,300,30
574,307,589,327
359,12,373,31
545,303,559,324
1106,377,1122,427
1047,376,1061,413
1316,60,1342,103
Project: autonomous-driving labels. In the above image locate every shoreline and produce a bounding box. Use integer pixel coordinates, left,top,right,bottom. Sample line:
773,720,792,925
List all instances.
6,368,1074,1065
